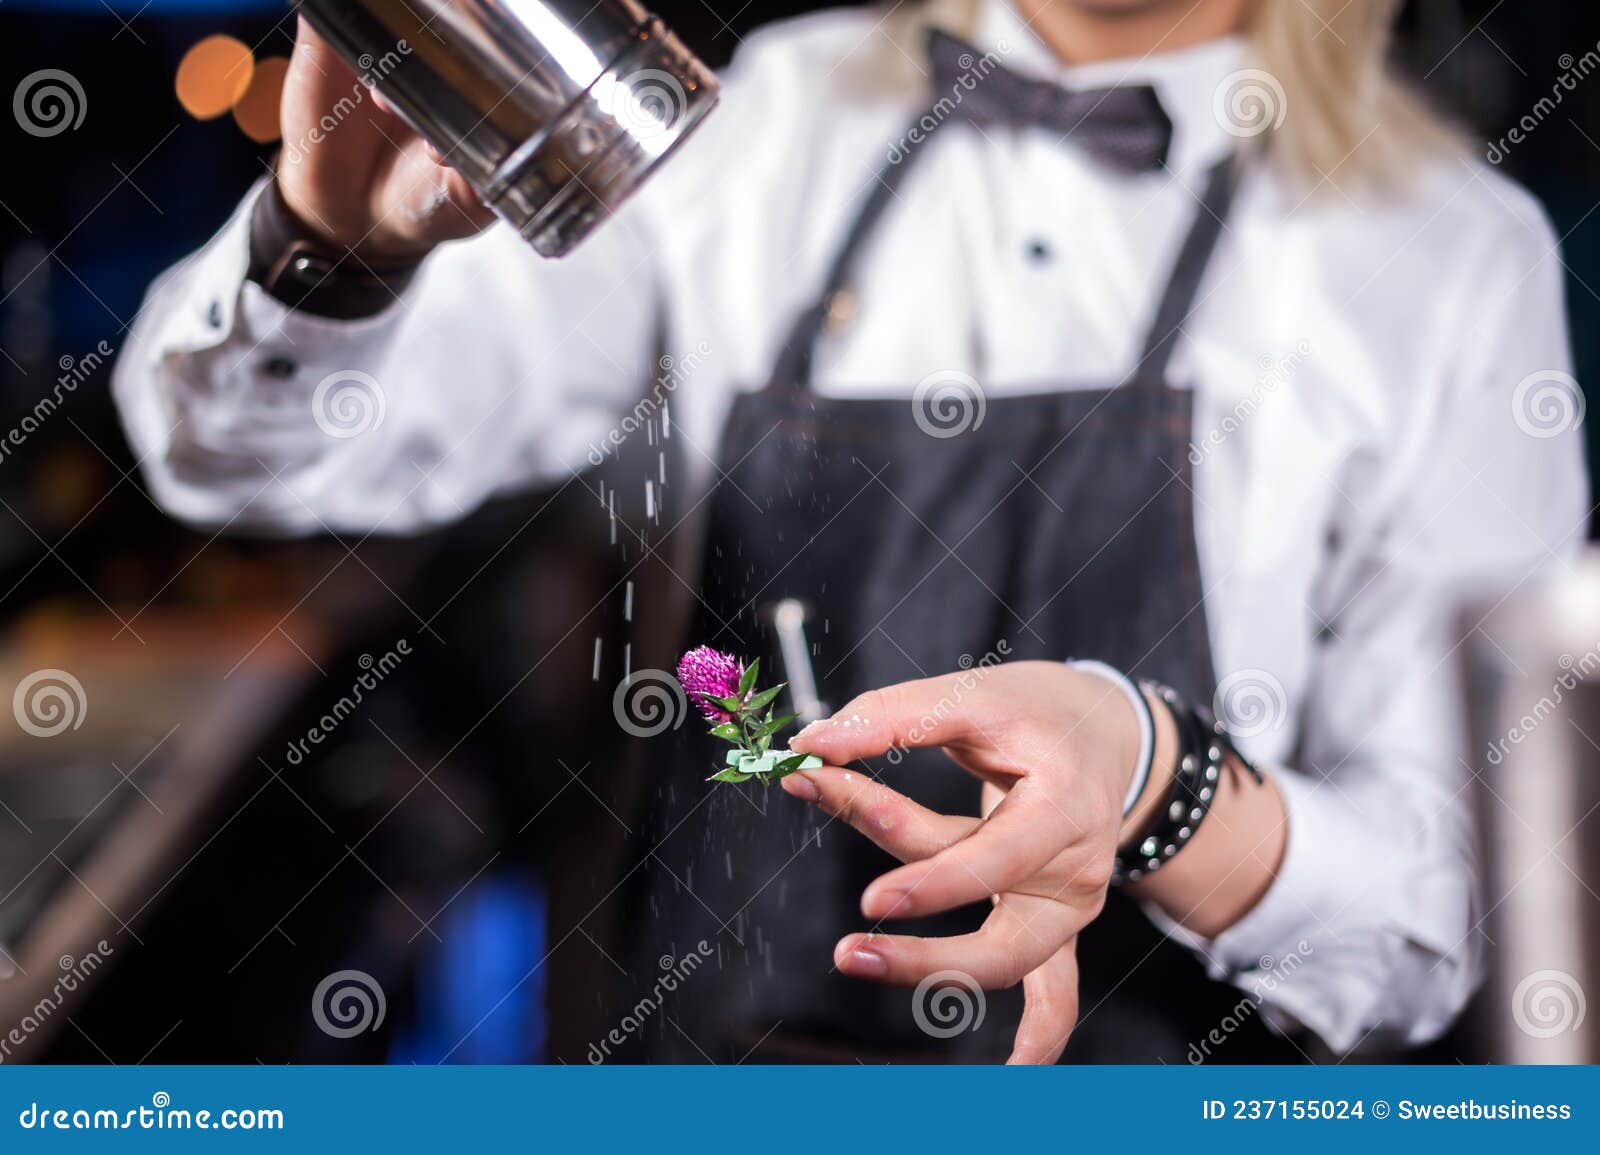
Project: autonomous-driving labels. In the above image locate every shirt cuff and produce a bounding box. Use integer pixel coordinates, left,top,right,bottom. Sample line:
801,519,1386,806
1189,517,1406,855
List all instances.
152,180,262,357
1139,764,1384,1052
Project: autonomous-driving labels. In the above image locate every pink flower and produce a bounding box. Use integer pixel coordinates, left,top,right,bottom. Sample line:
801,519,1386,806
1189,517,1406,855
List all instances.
677,646,744,722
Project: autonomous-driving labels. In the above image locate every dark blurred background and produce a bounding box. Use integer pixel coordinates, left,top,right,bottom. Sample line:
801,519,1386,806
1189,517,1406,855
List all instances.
0,0,1597,1065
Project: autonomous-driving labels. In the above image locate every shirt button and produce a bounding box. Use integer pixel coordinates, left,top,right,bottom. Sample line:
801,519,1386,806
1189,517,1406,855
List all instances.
1026,239,1053,264
207,300,223,328
261,355,298,380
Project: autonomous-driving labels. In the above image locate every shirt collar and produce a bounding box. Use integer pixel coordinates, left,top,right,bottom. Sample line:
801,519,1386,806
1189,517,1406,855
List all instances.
967,0,1244,175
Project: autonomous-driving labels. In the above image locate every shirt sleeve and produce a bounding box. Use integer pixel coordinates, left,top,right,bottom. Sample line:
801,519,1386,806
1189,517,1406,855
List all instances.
112,177,665,535
1148,181,1591,1054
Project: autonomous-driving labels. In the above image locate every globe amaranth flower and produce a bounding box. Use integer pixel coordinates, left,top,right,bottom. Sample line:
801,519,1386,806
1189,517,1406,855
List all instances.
677,646,744,722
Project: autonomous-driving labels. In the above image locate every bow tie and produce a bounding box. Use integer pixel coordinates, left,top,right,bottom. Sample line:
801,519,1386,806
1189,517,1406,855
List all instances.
926,28,1173,173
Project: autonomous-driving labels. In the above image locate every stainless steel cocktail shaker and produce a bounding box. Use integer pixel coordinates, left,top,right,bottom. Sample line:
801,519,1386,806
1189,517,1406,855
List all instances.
294,0,719,257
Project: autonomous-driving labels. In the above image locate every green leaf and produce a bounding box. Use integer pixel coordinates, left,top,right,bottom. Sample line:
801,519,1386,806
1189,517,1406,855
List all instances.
708,723,742,742
706,694,745,712
743,684,786,715
708,767,753,783
756,732,772,754
769,754,811,780
738,659,760,696
756,714,797,739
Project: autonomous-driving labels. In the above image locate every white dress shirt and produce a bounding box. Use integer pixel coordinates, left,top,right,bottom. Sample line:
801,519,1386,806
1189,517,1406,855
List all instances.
113,0,1589,1053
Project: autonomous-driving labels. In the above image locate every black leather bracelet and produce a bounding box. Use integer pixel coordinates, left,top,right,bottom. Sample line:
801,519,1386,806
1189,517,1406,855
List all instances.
247,179,422,320
1112,681,1262,884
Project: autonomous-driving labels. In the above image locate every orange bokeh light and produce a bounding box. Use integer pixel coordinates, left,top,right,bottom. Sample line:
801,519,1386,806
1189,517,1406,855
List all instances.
232,55,289,144
175,35,255,121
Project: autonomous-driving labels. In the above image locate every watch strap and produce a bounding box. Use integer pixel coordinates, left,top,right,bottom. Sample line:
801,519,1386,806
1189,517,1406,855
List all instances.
248,180,421,320
1112,681,1262,883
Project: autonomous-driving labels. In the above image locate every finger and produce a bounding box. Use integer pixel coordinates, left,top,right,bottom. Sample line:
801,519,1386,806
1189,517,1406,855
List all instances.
861,784,1071,919
790,673,994,764
981,781,1004,818
834,896,1073,988
781,768,977,887
1009,939,1080,1065
384,148,495,235
292,15,357,85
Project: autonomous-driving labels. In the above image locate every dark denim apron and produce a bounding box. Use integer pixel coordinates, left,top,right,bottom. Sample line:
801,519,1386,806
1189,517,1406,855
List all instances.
633,119,1300,1063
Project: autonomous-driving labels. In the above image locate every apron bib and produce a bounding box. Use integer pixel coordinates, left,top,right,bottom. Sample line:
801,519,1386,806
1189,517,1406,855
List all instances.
632,121,1300,1064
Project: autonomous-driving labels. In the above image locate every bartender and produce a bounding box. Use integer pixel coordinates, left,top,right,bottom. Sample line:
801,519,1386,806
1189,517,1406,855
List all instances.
114,0,1587,1062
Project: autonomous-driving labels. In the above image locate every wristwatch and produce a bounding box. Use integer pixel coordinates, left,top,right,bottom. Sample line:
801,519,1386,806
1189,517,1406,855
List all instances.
247,180,422,320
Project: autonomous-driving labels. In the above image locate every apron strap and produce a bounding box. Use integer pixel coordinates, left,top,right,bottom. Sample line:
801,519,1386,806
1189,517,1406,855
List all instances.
1131,156,1240,381
769,113,947,390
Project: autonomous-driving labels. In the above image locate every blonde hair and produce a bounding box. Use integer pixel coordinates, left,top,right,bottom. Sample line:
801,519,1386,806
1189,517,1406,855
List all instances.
1245,0,1464,191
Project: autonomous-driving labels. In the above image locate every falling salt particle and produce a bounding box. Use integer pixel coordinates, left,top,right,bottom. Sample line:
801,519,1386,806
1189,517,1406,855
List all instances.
592,637,602,681
645,480,655,520
658,452,666,485
597,479,606,508
725,851,733,880
662,400,671,439
624,643,632,680
647,421,655,446
624,581,634,622
608,491,617,545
